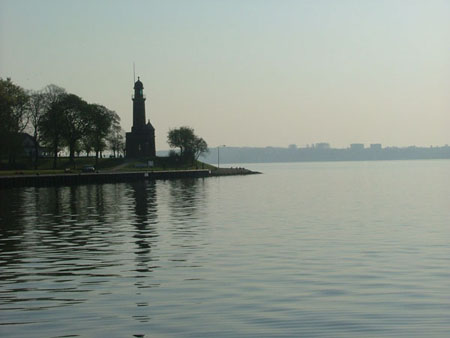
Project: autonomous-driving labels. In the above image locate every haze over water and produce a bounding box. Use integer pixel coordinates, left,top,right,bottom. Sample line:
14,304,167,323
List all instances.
1,160,450,337
1,1,449,149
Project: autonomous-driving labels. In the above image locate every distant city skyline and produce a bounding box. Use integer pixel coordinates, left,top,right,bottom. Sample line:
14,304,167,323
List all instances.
1,0,449,150
198,143,450,164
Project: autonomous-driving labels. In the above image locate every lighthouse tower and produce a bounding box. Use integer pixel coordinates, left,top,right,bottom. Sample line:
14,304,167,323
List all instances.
125,77,156,158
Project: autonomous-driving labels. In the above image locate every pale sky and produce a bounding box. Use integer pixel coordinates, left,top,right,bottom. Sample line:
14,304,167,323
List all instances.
1,0,449,149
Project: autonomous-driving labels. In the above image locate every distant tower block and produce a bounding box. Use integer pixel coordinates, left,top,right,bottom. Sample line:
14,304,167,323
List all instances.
126,77,156,158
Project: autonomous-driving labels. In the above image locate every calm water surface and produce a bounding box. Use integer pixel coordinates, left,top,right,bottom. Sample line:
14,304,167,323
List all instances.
1,160,450,337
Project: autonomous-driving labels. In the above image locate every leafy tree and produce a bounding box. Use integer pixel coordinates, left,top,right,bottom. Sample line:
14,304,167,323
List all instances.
40,92,87,168
0,77,30,165
28,85,65,168
1,78,127,169
58,94,90,165
39,96,66,168
84,104,119,164
167,126,208,163
167,126,193,158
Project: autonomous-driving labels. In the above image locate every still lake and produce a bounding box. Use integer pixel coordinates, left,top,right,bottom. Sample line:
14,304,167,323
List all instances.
1,160,450,337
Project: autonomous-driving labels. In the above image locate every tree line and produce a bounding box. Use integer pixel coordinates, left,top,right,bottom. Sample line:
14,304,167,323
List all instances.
0,77,124,168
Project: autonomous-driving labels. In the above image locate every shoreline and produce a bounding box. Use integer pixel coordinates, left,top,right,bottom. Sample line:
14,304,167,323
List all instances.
0,168,261,189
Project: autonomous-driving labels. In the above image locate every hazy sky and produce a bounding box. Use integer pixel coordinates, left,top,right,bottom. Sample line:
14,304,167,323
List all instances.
1,0,449,149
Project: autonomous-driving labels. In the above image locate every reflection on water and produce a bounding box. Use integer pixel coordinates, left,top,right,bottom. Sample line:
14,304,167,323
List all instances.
0,185,128,316
1,161,450,337
167,179,209,252
0,178,210,336
129,180,158,262
128,181,159,324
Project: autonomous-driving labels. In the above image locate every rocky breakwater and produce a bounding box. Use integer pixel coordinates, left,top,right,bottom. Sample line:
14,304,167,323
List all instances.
209,167,261,177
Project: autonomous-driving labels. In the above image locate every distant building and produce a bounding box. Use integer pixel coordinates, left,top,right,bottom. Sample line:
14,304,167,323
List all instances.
315,143,330,149
125,77,156,158
350,143,364,150
20,133,47,157
370,143,382,150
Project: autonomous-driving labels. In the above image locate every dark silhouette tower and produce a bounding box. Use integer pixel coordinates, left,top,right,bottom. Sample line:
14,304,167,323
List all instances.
126,77,156,158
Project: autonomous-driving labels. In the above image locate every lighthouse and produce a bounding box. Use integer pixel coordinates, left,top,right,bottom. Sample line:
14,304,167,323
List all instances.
125,77,156,158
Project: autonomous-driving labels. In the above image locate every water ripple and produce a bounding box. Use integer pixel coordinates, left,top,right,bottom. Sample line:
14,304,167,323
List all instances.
1,162,450,336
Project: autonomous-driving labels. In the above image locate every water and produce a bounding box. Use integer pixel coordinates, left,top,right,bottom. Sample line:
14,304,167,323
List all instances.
1,160,450,337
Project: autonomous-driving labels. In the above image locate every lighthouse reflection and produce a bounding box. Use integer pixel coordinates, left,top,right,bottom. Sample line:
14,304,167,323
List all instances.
129,180,159,274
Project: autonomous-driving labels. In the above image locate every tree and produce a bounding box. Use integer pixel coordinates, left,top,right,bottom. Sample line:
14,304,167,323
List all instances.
28,85,65,168
40,92,87,168
0,77,30,165
107,122,124,158
84,104,119,164
39,96,66,168
81,136,93,157
167,126,208,163
58,94,90,165
192,136,208,161
28,91,46,167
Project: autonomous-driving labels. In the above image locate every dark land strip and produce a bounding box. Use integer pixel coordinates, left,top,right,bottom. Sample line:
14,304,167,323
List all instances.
0,168,261,189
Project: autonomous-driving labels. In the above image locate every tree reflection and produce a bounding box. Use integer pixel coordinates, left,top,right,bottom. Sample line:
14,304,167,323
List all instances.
0,183,130,312
168,178,202,220
0,184,130,270
28,185,122,249
0,188,27,271
167,178,209,257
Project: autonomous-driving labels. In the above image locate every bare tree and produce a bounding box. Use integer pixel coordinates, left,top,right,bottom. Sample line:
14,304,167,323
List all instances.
107,120,124,158
28,91,47,168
